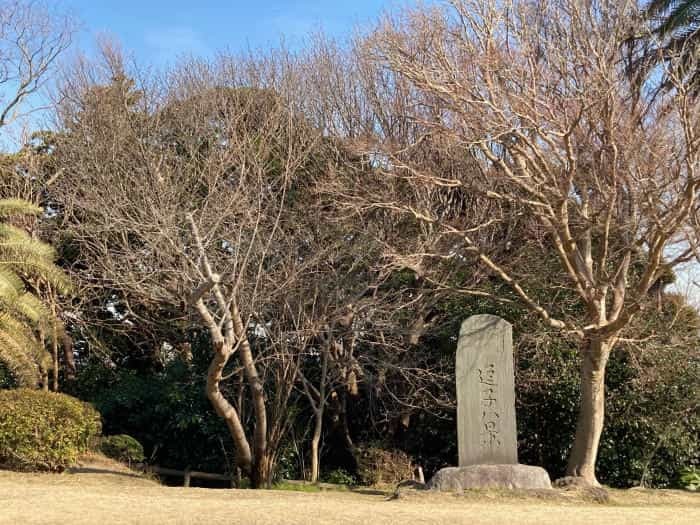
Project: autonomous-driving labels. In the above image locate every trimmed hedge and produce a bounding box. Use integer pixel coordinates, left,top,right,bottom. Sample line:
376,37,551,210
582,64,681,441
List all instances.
101,434,144,464
0,388,101,472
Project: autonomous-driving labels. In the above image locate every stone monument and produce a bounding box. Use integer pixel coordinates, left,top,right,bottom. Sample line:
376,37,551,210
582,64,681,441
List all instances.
456,314,517,466
427,314,551,491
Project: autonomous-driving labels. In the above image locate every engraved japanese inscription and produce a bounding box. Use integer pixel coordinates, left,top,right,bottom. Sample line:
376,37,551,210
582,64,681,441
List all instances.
456,315,518,466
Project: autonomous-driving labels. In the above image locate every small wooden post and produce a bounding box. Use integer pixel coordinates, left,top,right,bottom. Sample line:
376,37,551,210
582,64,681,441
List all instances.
183,467,191,487
415,465,425,484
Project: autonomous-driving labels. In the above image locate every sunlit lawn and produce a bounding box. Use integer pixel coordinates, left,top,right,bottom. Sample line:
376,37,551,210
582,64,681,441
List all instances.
1,468,698,525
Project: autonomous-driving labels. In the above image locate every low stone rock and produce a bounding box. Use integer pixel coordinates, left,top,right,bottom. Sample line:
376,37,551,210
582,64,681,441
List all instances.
428,464,552,491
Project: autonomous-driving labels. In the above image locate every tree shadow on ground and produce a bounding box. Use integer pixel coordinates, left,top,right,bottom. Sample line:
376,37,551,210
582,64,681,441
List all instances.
66,466,144,479
350,487,391,496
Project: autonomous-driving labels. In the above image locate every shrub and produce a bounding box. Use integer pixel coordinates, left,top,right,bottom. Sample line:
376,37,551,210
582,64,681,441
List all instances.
80,353,236,474
272,441,300,483
0,388,101,472
100,434,144,465
356,444,414,486
323,468,356,486
679,467,700,491
0,362,17,389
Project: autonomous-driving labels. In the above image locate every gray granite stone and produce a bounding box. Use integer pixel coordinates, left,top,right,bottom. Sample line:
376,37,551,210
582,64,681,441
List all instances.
428,464,552,491
456,315,517,466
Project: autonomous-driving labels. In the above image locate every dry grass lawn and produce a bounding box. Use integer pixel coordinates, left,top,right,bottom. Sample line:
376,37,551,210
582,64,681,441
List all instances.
1,466,698,525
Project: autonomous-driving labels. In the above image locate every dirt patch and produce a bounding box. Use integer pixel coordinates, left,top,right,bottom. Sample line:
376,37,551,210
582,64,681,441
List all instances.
73,451,139,473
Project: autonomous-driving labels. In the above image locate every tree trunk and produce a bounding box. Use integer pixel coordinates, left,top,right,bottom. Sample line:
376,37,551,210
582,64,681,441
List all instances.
61,332,76,382
206,344,253,475
340,392,354,452
566,337,612,485
239,338,267,477
310,410,322,483
231,303,269,487
51,318,59,392
328,389,355,471
38,326,48,391
309,346,328,483
252,451,275,489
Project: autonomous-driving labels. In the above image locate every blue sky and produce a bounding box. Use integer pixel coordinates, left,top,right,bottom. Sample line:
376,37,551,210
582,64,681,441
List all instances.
5,1,700,300
64,0,408,66
0,1,417,148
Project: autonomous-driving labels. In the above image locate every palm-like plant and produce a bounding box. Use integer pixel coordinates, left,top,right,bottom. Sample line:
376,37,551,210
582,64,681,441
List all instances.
646,0,700,39
629,1,700,95
0,198,70,386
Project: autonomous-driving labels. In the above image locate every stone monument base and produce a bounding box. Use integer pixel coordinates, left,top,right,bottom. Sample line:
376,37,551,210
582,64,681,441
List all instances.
428,464,552,491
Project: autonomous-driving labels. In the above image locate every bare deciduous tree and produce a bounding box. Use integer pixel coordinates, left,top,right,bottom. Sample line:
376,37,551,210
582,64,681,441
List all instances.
0,0,73,129
51,47,330,487
317,0,700,485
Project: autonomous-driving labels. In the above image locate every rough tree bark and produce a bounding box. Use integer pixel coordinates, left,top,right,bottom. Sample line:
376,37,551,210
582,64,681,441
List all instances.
51,319,58,391
308,347,328,483
189,214,277,489
50,294,59,391
205,342,253,475
231,302,270,488
61,332,76,382
566,338,613,485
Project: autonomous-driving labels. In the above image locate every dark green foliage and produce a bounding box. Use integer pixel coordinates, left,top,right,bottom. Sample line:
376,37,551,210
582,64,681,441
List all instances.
679,467,700,491
93,366,233,472
322,468,356,485
517,336,699,488
0,388,101,471
77,338,236,475
0,361,17,389
273,440,302,482
645,0,700,43
69,281,698,489
390,286,699,488
100,434,144,464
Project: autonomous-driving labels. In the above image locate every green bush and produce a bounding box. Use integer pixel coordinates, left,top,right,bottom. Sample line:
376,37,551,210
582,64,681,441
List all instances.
679,467,700,491
323,468,356,486
0,362,17,389
79,347,237,475
0,388,101,472
100,434,144,464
